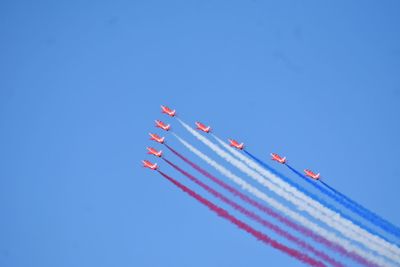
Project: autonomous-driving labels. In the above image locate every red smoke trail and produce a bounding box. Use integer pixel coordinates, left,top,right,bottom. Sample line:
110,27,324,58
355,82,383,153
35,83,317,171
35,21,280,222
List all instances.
157,170,326,267
164,144,376,267
163,158,343,267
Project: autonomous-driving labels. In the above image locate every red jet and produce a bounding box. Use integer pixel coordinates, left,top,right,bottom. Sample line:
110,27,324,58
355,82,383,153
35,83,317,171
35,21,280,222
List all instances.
149,133,165,144
155,120,171,131
142,160,158,170
147,147,162,157
195,122,211,133
271,153,286,164
304,169,320,180
161,105,176,117
229,139,244,150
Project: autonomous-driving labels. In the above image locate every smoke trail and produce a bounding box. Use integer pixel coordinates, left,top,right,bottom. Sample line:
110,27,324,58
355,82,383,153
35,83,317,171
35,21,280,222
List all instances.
209,132,400,262
163,157,344,267
319,181,338,194
177,118,399,263
286,164,400,241
165,143,376,266
320,175,400,239
242,150,399,247
157,170,327,267
172,133,390,267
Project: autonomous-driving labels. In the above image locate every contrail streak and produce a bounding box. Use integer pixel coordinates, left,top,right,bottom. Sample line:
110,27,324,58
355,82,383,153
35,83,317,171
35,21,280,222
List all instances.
163,157,344,267
242,149,399,247
157,170,327,267
287,163,400,240
164,145,376,266
208,132,400,263
172,133,389,267
176,118,398,263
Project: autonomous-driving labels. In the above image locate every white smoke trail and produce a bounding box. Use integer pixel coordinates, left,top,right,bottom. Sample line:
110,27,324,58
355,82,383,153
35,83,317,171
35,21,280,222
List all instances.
213,135,400,261
173,133,394,267
177,118,400,264
179,117,400,262
212,134,400,260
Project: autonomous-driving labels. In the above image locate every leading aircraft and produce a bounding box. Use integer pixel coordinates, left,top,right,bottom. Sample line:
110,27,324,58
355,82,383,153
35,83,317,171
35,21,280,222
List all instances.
161,105,176,117
155,120,171,131
142,160,158,170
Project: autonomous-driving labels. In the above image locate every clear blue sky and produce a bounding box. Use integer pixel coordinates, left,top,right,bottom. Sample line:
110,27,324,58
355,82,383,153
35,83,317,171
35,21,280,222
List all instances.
1,1,400,266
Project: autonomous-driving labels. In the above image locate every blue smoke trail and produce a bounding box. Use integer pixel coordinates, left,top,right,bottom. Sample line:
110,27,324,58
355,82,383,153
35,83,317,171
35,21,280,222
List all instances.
243,149,400,246
288,164,400,240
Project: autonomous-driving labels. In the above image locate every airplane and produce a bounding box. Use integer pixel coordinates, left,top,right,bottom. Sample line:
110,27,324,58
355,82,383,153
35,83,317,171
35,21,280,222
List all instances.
147,147,162,157
195,121,211,133
161,105,176,117
271,153,286,164
149,133,165,144
229,139,244,150
155,120,171,131
142,160,158,170
304,169,320,180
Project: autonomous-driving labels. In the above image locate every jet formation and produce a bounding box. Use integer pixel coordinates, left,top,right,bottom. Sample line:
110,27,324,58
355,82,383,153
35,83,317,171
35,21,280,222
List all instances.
143,105,323,181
